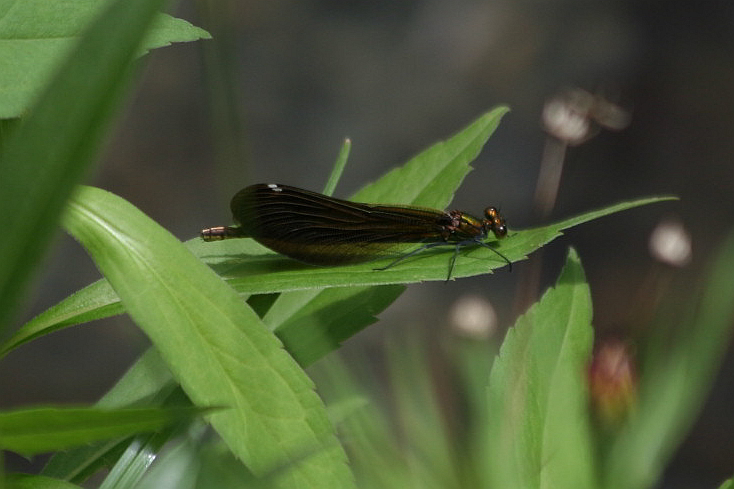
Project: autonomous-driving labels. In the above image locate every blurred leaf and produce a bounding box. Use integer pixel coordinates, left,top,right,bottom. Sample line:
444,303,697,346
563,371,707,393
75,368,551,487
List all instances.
0,279,125,356
718,479,733,489
41,437,131,484
134,433,202,489
453,337,500,488
486,248,595,489
41,349,176,482
99,428,187,489
61,186,355,489
96,389,194,489
602,229,734,489
0,0,166,332
0,0,210,119
6,473,82,489
0,406,204,456
312,356,413,489
385,339,463,489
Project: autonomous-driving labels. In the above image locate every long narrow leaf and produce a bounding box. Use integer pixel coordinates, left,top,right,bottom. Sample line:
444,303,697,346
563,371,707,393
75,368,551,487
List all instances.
41,349,176,482
0,0,166,331
6,474,82,489
167,195,677,292
61,186,355,489
98,430,179,489
0,406,204,456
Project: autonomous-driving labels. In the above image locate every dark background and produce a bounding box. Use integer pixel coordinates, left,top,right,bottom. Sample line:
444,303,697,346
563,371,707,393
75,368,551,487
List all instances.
3,0,733,486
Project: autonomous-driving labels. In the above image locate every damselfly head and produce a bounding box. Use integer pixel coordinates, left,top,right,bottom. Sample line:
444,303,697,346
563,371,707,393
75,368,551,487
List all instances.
483,207,507,239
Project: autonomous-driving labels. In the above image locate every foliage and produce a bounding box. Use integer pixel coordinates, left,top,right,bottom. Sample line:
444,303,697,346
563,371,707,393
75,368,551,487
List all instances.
0,1,729,488
313,241,734,489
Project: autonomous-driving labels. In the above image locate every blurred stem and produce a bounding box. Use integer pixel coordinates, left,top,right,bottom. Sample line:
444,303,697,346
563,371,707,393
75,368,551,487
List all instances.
514,135,568,314
533,137,568,217
197,0,252,207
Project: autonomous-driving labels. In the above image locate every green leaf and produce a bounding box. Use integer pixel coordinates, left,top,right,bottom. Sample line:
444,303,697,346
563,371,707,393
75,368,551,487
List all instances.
385,339,464,489
134,433,204,489
192,441,261,489
141,14,212,56
98,429,185,489
165,197,677,295
1,279,125,356
312,356,413,489
265,286,405,366
0,1,210,119
601,229,734,489
322,138,351,197
0,0,166,332
41,437,131,484
35,108,506,483
6,473,83,489
95,349,177,409
41,349,176,482
486,248,595,489
718,479,733,489
0,406,204,456
61,186,355,489
93,388,194,489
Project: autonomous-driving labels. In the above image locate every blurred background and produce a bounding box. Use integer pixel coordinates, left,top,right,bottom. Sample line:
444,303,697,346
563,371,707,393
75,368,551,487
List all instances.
2,0,733,486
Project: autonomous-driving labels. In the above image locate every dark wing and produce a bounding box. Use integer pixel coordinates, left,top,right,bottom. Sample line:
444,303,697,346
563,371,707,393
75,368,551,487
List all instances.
229,184,450,265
